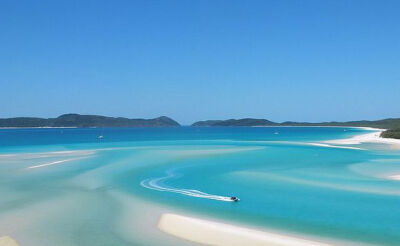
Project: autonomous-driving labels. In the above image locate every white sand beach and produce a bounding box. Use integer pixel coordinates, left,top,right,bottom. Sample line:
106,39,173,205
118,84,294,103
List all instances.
158,213,332,246
0,236,18,246
324,128,400,148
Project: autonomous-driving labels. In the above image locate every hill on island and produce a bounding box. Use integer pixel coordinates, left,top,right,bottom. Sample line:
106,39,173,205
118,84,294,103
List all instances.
191,118,400,139
0,114,180,127
192,118,400,129
1,114,400,139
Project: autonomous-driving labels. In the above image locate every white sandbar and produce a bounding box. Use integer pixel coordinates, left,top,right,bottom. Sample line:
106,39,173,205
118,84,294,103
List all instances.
0,236,19,246
387,175,400,181
324,128,400,148
158,213,331,246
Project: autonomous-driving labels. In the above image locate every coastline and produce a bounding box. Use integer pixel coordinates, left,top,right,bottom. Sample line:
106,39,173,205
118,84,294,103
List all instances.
324,127,400,148
158,213,335,246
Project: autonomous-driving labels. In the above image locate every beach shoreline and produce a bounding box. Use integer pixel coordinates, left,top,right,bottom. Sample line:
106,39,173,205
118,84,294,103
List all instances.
324,127,400,147
157,213,349,246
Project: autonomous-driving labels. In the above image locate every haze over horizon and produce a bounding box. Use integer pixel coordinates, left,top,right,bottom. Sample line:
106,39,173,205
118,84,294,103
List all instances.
1,0,399,125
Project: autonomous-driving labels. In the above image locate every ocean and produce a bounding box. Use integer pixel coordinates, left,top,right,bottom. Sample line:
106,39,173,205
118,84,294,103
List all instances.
1,127,399,245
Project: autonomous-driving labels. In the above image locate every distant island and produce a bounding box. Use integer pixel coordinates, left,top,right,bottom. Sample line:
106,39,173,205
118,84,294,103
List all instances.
192,118,278,127
0,114,180,127
1,114,399,139
192,118,400,139
192,117,400,128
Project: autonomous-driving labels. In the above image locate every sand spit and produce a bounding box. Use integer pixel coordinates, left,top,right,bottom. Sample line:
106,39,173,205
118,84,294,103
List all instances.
324,128,400,148
158,213,332,246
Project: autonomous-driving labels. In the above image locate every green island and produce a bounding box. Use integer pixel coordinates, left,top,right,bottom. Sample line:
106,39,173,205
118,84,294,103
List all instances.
0,114,180,127
192,118,400,139
381,128,400,139
1,114,400,139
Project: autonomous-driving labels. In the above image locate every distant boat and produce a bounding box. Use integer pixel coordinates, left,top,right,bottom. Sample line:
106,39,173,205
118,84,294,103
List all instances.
274,132,279,135
230,196,240,202
98,135,104,139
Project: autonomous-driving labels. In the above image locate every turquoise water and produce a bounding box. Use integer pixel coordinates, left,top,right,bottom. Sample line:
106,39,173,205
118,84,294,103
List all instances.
1,127,400,245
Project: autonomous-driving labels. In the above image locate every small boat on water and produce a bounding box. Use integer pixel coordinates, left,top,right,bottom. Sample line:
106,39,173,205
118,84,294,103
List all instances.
230,196,240,202
98,135,104,139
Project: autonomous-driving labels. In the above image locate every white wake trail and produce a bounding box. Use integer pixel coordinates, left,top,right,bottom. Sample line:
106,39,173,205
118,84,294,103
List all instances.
140,171,235,202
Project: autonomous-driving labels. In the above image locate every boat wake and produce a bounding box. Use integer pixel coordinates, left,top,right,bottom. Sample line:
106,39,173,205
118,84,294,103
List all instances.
140,171,235,202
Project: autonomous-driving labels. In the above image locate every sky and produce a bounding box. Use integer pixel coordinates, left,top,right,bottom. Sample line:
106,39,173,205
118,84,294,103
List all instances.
0,0,399,125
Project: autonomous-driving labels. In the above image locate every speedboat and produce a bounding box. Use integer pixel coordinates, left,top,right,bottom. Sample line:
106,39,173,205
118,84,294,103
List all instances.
230,196,240,202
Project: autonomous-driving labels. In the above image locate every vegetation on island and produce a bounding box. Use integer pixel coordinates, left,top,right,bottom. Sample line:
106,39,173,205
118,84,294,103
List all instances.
192,118,400,139
0,114,180,127
1,114,400,139
381,128,400,139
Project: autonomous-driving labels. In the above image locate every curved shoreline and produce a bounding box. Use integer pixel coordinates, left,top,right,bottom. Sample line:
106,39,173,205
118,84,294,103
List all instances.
323,127,400,147
158,213,333,246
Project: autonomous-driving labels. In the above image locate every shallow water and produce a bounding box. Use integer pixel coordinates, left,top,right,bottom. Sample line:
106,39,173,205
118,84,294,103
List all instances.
0,127,399,245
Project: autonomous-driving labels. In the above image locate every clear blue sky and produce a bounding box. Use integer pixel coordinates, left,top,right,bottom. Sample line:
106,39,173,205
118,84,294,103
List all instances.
0,0,399,125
